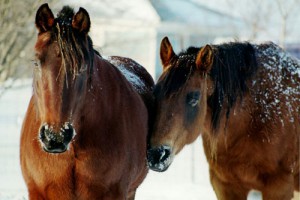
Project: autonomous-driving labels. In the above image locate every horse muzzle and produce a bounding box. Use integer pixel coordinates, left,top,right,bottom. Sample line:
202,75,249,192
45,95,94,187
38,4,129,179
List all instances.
147,145,173,172
39,123,75,154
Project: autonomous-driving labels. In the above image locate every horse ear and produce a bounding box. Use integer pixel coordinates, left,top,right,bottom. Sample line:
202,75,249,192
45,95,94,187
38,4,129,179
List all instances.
195,45,213,73
35,3,55,33
160,37,176,70
72,7,90,34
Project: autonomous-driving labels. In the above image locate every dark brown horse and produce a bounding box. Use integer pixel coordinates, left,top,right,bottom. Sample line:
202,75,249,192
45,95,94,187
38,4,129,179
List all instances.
147,37,300,200
20,4,154,200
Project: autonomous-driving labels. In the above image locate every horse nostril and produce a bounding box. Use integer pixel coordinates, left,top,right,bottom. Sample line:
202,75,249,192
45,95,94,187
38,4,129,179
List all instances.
39,125,46,140
39,124,57,142
38,123,75,153
160,147,171,162
147,145,171,164
147,145,172,172
61,124,74,144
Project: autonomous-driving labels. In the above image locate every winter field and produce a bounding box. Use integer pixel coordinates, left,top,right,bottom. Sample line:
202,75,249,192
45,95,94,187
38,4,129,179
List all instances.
0,80,297,200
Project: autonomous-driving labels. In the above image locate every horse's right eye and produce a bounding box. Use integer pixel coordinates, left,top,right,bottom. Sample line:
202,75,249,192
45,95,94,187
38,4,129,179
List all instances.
186,91,200,107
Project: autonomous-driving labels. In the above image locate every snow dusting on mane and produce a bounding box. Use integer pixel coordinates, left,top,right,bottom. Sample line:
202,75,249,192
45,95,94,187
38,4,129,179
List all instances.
252,42,300,126
105,56,146,93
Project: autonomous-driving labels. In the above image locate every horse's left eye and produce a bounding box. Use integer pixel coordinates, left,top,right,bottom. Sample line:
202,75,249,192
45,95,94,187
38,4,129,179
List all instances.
186,91,200,107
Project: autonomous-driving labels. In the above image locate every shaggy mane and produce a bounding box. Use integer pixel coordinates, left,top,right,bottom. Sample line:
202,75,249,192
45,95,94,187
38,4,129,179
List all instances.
54,6,95,79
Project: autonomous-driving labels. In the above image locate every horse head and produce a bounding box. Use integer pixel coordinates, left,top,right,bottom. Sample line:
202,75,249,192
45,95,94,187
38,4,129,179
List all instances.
34,4,93,153
147,37,214,171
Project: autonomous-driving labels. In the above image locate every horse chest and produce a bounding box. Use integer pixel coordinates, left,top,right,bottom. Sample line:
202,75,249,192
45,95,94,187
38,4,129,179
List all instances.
202,133,272,186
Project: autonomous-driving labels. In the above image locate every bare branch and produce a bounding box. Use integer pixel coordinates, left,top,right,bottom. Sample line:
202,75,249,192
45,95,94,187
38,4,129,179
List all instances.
0,0,58,85
275,0,300,47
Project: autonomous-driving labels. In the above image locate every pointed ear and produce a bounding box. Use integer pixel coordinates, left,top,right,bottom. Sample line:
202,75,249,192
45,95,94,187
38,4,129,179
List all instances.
35,3,55,33
195,45,213,73
72,7,90,34
160,37,176,70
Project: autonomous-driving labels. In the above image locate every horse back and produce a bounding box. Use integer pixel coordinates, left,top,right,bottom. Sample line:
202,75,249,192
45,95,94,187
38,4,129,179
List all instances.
105,55,155,141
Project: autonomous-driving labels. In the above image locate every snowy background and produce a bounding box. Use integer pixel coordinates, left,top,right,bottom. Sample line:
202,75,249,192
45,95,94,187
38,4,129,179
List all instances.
0,80,266,200
1,0,300,199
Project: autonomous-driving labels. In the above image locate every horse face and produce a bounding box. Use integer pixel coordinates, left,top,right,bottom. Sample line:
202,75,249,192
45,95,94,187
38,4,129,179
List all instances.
33,4,91,153
147,37,213,171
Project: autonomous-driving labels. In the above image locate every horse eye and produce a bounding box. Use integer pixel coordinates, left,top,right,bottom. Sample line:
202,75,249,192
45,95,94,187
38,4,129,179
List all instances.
186,91,200,107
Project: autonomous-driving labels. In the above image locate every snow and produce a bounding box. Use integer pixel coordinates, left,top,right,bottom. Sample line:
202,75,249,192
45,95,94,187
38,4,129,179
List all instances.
0,194,26,200
0,79,263,200
117,65,146,92
0,80,30,198
253,42,300,125
105,56,147,93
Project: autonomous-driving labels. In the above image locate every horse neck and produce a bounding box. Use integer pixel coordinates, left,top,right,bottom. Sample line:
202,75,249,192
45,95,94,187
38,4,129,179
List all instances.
203,95,253,142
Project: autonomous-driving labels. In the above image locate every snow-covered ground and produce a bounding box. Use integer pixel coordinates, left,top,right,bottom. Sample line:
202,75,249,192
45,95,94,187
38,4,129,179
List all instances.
0,80,272,200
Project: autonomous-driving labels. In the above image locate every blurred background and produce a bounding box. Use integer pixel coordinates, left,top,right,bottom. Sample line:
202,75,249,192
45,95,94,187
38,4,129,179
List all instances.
0,0,300,199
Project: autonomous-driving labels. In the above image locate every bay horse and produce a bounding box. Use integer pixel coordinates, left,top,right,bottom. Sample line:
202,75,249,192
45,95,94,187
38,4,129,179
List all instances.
20,4,154,200
147,37,300,200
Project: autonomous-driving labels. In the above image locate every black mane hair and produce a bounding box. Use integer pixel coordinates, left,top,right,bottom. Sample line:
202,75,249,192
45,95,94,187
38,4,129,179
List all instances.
54,6,95,79
209,42,258,130
155,42,258,131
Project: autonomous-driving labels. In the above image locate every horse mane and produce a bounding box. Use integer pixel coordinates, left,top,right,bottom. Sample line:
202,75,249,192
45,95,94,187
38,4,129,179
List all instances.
54,6,95,79
156,42,258,131
209,42,258,130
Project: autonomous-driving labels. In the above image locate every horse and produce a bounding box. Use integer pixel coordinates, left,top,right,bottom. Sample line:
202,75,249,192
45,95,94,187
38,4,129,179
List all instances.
20,4,154,199
147,37,300,200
